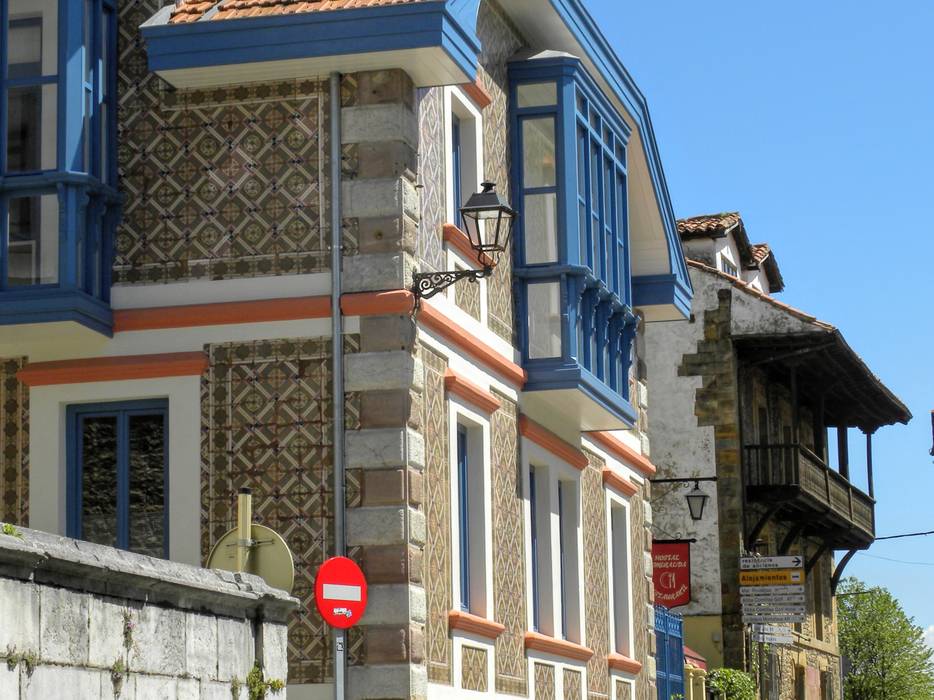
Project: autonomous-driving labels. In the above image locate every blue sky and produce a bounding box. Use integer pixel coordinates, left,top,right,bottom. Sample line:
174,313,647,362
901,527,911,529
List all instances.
590,0,934,633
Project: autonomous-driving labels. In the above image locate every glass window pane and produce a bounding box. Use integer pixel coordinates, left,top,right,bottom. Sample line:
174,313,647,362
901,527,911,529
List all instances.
528,282,562,359
8,1,58,77
81,416,118,548
522,118,556,188
128,414,166,557
524,193,558,264
7,193,59,286
517,82,557,108
7,84,57,171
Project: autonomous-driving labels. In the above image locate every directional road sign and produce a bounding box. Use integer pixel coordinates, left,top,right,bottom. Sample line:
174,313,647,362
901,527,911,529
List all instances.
742,604,805,614
752,624,793,635
741,585,805,596
753,632,794,645
740,556,804,570
739,569,805,587
743,613,806,623
741,594,806,605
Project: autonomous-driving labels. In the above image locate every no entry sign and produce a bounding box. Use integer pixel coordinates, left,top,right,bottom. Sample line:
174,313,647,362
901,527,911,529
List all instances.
314,556,368,629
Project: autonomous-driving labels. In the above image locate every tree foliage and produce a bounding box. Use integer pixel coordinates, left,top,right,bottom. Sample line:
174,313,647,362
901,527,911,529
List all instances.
707,667,756,699
838,576,934,700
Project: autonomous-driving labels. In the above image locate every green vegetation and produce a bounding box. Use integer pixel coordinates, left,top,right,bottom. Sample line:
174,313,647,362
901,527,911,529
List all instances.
0,523,22,539
245,662,285,700
707,667,756,699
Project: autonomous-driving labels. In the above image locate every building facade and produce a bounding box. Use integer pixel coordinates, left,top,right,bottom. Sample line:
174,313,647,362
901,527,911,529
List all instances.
646,213,910,700
0,0,694,698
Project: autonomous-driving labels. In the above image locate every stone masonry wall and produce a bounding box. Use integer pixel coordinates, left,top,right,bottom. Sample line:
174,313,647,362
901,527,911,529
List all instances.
0,527,295,700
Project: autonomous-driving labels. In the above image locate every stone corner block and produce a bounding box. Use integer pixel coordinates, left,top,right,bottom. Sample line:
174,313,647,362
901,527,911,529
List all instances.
216,617,255,683
345,427,425,470
342,103,418,148
0,577,39,652
347,663,426,700
345,351,420,393
347,506,424,547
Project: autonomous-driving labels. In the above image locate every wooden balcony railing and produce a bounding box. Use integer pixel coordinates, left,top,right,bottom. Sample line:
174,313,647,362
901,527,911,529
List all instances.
743,443,875,537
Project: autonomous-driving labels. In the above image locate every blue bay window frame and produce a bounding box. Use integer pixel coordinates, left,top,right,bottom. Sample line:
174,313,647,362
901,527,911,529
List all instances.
510,56,638,425
66,399,169,559
0,0,119,333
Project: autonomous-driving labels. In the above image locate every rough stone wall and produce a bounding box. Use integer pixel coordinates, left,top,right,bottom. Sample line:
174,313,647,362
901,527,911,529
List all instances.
629,481,656,700
582,452,610,700
0,527,294,699
477,0,525,342
0,357,28,526
117,1,329,285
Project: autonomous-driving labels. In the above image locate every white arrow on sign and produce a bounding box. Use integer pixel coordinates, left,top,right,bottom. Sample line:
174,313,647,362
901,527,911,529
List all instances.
740,556,804,570
752,624,792,635
740,585,805,596
753,633,794,645
741,594,806,605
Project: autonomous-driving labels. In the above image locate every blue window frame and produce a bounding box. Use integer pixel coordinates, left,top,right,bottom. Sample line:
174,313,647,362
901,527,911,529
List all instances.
456,424,470,611
0,0,118,332
529,466,540,631
66,400,169,559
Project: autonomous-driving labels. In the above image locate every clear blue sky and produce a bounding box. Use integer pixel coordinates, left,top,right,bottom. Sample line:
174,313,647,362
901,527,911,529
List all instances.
590,0,934,633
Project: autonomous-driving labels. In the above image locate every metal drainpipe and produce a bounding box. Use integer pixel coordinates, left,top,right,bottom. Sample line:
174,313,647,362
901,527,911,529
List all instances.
329,71,346,700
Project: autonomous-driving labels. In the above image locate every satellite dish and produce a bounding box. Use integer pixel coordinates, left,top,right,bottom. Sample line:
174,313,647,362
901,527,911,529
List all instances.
206,488,295,594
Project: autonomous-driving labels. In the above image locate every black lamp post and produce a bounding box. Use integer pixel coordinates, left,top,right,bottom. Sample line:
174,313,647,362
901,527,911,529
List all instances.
651,476,717,522
411,181,516,303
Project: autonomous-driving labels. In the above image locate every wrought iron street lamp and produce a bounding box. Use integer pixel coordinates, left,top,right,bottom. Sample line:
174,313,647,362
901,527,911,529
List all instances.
411,181,517,302
651,476,717,522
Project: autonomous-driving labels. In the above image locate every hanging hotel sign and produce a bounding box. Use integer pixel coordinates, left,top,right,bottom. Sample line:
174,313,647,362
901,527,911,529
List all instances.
652,540,691,608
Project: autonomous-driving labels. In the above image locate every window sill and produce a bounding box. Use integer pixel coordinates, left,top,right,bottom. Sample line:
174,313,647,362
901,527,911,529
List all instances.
443,223,496,268
448,610,506,640
607,652,642,675
444,368,501,414
523,631,593,662
601,468,638,497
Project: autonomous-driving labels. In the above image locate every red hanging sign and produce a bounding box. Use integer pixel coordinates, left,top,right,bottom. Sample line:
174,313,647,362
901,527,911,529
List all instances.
652,540,691,609
314,556,368,629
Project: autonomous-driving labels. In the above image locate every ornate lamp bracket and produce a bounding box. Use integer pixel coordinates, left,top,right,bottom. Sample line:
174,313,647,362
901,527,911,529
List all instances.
411,265,493,306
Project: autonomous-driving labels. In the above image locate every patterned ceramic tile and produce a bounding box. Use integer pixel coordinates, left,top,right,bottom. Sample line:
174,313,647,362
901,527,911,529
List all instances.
583,451,610,700
564,668,582,700
117,1,329,285
461,646,489,692
0,358,28,526
534,662,555,700
616,679,633,700
629,483,653,700
454,270,482,320
491,394,528,696
416,87,445,273
201,336,356,684
422,347,452,683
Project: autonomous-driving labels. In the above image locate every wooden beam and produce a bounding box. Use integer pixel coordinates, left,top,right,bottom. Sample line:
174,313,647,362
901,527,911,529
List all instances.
837,426,849,480
866,432,874,498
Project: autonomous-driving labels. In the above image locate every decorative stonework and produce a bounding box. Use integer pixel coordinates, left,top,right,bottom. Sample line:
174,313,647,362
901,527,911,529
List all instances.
629,482,654,700
455,273,482,320
461,646,489,692
564,668,582,700
583,451,610,700
416,87,446,273
491,393,528,696
0,357,28,526
201,336,358,684
534,662,555,700
423,347,452,684
616,679,633,700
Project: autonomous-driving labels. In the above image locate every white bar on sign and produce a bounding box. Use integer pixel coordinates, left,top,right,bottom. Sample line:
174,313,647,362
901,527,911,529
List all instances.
740,556,804,570
742,604,806,614
740,585,805,596
741,595,806,605
322,583,363,602
753,633,794,645
743,615,806,624
752,624,792,635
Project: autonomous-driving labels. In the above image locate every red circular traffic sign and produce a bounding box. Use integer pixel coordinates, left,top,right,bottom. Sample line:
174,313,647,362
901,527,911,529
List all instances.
314,556,368,629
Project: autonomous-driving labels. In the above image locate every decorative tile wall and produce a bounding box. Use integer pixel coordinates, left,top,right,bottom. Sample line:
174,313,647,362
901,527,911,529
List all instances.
477,0,525,342
416,87,446,273
534,662,555,700
201,336,359,684
629,483,653,700
461,646,489,692
616,679,633,700
583,451,610,700
564,668,582,700
118,1,329,285
422,347,453,684
455,273,482,320
0,358,28,526
491,393,528,696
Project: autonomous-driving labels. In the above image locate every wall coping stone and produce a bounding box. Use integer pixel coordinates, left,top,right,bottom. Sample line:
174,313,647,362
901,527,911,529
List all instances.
0,528,298,622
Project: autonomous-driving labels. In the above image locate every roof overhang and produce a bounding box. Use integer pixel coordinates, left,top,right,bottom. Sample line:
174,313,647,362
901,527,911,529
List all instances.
141,0,481,89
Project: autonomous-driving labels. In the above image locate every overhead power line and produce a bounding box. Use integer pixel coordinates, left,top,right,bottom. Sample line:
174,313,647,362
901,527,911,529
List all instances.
875,529,934,541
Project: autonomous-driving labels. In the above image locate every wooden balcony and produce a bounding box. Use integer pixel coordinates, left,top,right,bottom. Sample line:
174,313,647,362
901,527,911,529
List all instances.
743,443,875,548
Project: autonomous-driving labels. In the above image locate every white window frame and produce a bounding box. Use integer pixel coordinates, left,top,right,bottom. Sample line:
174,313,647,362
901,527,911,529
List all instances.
606,490,635,657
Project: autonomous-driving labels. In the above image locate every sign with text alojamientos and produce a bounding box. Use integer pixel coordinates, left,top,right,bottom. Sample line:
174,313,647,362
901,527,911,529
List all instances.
652,540,691,608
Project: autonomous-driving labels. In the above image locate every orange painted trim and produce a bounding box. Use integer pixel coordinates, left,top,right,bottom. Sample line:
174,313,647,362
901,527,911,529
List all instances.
341,290,416,316
444,369,501,414
418,302,526,387
459,79,493,109
448,610,506,640
17,352,207,387
587,431,657,476
519,415,588,471
524,631,594,662
607,653,643,674
113,296,330,332
602,468,638,497
442,223,496,268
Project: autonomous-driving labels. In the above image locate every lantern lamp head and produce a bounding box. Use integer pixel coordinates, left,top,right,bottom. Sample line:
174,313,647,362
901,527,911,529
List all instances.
685,481,709,521
459,181,517,265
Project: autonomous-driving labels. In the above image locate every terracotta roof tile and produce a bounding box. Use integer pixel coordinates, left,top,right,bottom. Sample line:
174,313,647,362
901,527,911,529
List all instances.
676,212,741,238
750,243,771,264
169,0,425,23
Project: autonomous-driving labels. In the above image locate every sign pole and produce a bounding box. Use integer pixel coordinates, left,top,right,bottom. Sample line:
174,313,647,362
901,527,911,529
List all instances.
236,487,252,572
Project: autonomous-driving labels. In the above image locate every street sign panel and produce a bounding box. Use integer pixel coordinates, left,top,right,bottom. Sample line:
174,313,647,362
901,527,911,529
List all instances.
742,604,806,614
743,613,806,623
752,624,792,635
741,585,805,596
315,556,368,629
752,632,794,645
741,594,806,605
739,569,805,587
740,556,804,570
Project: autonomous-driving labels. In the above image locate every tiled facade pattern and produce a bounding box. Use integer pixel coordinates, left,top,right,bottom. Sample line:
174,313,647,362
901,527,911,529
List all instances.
462,646,490,692
455,274,483,320
615,679,632,700
582,451,610,700
491,393,528,696
423,348,453,684
416,87,446,273
201,336,359,684
118,2,329,285
629,481,654,700
477,0,525,342
534,662,556,700
563,669,582,700
0,358,28,526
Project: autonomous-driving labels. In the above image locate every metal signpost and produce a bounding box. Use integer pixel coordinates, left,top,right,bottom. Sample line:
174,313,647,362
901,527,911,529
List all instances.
740,556,806,627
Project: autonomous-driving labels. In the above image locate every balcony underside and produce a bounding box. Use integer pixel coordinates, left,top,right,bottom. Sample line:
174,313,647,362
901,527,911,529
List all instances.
0,291,113,346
